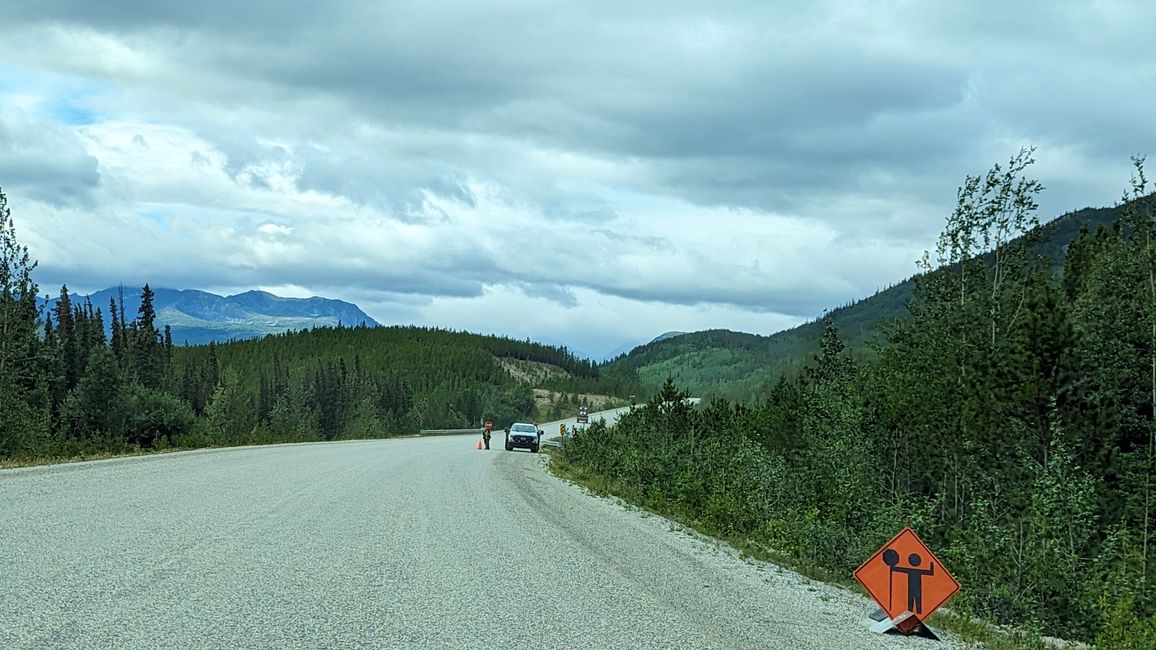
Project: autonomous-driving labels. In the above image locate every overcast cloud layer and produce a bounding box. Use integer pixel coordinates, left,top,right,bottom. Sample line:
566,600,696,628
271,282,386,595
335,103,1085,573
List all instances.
2,1,1154,358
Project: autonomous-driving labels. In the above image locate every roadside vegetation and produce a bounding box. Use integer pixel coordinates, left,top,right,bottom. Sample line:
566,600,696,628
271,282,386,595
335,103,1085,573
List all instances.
559,151,1156,646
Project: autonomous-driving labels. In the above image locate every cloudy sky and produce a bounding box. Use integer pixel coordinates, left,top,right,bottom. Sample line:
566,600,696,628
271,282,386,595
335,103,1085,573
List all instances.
2,1,1154,358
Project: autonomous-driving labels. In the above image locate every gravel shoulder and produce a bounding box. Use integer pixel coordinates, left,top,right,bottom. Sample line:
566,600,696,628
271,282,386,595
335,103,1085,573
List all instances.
0,437,961,649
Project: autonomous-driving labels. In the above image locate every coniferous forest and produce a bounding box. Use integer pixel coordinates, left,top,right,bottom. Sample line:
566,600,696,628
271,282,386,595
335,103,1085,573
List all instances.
0,188,641,458
4,149,1156,642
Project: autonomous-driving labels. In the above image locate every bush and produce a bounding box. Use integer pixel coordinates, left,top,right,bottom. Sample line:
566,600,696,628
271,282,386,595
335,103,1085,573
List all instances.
120,383,196,448
1097,599,1156,649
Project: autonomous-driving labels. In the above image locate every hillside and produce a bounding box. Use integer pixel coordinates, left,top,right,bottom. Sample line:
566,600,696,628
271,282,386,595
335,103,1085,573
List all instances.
42,287,378,345
607,203,1123,401
172,325,642,437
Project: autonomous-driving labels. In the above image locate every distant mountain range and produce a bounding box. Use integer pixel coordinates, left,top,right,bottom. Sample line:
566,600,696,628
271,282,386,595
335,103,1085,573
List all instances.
42,287,378,345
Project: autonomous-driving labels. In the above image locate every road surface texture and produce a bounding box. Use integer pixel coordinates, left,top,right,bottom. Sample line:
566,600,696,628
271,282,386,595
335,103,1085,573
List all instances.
0,437,960,649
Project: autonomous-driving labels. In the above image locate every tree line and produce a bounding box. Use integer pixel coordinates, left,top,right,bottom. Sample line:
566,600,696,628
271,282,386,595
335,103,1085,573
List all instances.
0,187,640,458
561,150,1156,644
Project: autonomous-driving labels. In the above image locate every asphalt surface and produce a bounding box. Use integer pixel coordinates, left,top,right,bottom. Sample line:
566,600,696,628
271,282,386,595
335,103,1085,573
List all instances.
0,437,959,649
537,404,637,447
538,400,703,443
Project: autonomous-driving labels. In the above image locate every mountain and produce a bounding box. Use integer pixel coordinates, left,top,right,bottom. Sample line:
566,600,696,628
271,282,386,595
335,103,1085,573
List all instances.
605,203,1124,402
649,331,687,344
595,331,691,363
42,287,379,345
599,340,643,362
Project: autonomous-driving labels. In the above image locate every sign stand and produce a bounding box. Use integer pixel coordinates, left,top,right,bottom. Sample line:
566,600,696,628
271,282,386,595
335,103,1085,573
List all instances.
868,611,942,640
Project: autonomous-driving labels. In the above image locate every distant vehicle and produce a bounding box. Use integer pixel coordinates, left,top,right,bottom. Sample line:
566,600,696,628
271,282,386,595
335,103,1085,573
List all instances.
577,405,589,424
505,422,541,453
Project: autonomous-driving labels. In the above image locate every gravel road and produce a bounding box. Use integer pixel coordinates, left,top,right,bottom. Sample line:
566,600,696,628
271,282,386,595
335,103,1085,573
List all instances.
0,438,960,649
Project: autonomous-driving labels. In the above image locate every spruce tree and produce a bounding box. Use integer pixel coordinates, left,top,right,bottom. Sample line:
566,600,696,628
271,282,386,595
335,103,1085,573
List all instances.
133,284,163,389
0,189,47,456
109,297,125,365
76,346,122,439
54,285,78,390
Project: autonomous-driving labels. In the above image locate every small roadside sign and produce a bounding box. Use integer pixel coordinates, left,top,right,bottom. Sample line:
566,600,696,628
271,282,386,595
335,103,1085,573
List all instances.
854,528,959,632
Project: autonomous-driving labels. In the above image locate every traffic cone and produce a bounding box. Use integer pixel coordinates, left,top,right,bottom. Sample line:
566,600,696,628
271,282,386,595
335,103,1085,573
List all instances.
477,438,483,450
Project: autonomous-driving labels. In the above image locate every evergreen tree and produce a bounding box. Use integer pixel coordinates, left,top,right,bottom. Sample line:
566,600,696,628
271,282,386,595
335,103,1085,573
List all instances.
121,383,195,448
132,283,163,389
75,346,122,439
163,324,174,384
40,317,66,431
54,285,78,389
0,188,47,456
109,297,125,365
202,368,253,444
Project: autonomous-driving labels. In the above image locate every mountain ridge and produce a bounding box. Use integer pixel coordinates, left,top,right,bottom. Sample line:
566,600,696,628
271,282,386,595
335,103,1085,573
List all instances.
42,286,379,345
605,202,1125,401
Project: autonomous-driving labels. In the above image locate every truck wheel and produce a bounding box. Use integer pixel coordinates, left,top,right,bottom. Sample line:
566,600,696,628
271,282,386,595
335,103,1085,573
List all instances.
531,444,539,453
505,442,513,451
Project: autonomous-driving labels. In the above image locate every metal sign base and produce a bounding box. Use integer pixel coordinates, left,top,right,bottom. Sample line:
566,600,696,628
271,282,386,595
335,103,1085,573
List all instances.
868,611,942,641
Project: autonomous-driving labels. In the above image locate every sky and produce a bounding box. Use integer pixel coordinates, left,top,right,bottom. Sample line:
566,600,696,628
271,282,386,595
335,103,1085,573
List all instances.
2,1,1154,359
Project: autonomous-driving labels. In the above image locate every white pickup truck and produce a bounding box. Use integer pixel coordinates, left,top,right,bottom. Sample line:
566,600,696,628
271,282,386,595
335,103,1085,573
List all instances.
504,422,542,453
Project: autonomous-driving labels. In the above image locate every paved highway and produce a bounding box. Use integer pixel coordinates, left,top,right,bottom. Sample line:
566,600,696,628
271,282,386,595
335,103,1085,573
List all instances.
536,404,636,446
0,437,956,649
536,400,701,446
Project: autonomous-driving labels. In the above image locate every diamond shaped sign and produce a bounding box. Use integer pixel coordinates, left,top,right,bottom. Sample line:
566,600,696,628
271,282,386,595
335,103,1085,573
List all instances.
854,527,960,623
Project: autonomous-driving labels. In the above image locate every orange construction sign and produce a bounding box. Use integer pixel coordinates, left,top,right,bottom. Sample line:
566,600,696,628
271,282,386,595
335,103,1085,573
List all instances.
854,528,959,624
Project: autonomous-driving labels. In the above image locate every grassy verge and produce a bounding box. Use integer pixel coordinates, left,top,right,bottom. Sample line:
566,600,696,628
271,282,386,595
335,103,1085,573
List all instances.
0,446,188,470
543,448,1076,650
0,432,427,471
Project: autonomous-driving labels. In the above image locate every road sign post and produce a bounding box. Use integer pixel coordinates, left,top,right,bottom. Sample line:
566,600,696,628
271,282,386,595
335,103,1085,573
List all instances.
853,527,959,639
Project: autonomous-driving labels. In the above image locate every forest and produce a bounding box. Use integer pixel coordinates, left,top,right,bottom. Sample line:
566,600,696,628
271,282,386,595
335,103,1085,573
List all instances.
0,195,642,458
560,151,1156,644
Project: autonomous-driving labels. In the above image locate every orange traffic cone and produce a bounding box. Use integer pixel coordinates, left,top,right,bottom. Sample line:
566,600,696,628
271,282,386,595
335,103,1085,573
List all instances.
477,438,483,450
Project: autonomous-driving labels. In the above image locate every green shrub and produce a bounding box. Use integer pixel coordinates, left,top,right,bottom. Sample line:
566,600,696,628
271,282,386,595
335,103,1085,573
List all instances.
120,383,197,448
1096,598,1156,649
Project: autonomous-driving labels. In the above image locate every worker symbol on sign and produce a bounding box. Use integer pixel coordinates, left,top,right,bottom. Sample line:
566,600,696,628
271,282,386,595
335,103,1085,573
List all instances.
882,549,935,615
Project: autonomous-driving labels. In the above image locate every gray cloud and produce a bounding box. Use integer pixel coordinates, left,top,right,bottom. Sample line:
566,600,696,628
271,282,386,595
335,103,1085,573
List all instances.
0,117,100,207
2,1,1154,354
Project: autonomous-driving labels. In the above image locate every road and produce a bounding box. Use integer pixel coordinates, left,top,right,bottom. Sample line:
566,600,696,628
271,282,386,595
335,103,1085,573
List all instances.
535,404,636,446
535,400,701,446
0,437,956,649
